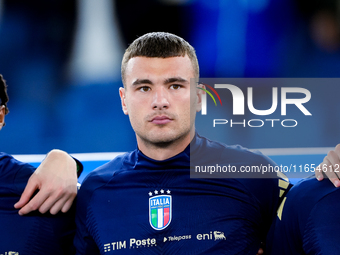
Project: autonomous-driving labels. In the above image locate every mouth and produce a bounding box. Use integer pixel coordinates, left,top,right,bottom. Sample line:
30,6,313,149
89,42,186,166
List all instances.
150,115,172,125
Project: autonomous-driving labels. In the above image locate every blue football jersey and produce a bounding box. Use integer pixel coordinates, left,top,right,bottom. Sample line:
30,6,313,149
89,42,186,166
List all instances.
267,176,340,254
75,133,290,254
0,152,77,255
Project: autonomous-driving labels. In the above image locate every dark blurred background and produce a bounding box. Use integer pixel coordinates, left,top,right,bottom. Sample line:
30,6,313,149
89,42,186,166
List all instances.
1,0,340,154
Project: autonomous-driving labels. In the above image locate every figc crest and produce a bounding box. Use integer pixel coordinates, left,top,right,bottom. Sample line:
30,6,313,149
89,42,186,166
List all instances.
149,190,172,230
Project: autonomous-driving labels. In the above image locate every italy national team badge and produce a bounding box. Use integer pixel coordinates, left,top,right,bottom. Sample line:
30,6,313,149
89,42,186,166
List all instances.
149,189,172,230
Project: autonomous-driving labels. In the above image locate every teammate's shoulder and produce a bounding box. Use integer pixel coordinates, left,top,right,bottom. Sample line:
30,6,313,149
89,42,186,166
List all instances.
0,152,17,163
0,152,35,165
0,151,10,159
0,152,35,175
287,176,338,204
274,177,337,222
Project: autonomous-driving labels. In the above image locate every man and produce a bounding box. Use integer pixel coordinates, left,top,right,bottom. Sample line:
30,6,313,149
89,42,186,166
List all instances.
74,32,290,254
266,145,340,254
0,74,82,254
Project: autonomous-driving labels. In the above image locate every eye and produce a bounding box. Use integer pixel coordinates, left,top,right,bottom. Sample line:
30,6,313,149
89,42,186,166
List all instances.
170,84,182,90
139,86,150,92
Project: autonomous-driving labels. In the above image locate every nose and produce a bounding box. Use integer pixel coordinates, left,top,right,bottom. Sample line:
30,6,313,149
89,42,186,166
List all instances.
151,86,170,110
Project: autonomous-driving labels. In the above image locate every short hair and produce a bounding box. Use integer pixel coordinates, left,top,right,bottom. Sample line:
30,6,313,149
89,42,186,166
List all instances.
0,74,9,115
121,32,199,85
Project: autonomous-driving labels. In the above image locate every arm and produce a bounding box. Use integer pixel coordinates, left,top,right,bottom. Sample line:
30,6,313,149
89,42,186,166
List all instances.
300,189,340,254
14,149,80,215
315,144,340,187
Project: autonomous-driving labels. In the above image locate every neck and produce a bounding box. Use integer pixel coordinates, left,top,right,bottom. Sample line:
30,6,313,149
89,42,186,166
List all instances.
137,129,195,161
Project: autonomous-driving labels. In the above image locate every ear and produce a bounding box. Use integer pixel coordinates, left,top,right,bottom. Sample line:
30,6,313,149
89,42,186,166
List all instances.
119,87,128,115
0,105,5,130
195,83,205,112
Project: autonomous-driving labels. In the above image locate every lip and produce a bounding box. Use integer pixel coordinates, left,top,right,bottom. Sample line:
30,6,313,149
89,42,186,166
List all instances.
150,116,172,125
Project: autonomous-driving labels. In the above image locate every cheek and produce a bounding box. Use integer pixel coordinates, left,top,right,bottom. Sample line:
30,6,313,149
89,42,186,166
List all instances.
176,96,193,120
126,101,144,127
125,96,139,114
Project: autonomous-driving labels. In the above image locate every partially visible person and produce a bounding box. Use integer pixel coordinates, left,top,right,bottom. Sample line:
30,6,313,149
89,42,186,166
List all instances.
0,74,82,254
267,144,340,254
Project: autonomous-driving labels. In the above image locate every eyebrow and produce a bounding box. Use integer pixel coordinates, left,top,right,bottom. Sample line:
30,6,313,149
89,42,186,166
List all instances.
164,77,189,84
131,77,189,86
132,79,153,86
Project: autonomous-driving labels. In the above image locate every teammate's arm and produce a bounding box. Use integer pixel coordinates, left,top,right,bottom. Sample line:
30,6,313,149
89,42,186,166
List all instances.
14,149,80,215
315,144,340,187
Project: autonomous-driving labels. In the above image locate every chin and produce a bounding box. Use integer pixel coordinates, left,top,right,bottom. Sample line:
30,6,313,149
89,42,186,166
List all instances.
147,131,188,145
149,136,176,144
137,127,191,144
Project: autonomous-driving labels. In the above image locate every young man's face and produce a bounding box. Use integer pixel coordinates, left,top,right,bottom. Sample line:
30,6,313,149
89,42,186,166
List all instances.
120,56,202,147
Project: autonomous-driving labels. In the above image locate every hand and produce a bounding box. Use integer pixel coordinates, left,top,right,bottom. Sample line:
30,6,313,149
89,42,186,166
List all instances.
315,144,340,187
14,149,78,215
256,248,264,255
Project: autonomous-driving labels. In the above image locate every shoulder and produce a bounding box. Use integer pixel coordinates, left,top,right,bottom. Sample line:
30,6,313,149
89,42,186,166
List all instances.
301,180,340,253
282,177,339,219
0,152,35,171
0,152,26,171
284,177,337,210
78,151,134,197
76,151,138,219
194,134,287,201
193,134,279,181
0,152,35,191
277,177,338,231
195,134,275,165
271,177,340,254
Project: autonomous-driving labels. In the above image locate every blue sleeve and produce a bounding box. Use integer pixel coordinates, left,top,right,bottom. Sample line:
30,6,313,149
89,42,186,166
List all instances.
72,157,84,178
0,153,78,254
0,154,35,195
302,189,340,254
267,178,340,254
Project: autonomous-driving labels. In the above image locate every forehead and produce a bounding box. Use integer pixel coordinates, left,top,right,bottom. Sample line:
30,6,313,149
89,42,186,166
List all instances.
124,56,195,84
